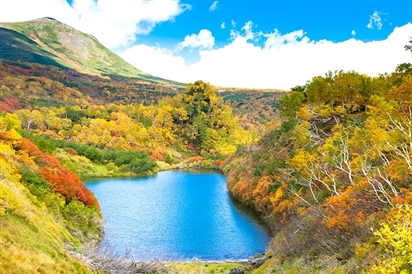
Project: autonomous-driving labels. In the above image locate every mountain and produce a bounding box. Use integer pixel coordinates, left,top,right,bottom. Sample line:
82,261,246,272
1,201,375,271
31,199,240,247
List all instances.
0,17,286,126
0,17,287,128
0,17,186,88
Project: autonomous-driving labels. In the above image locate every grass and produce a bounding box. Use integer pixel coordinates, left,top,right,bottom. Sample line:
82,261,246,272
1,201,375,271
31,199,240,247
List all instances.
0,178,92,273
0,144,101,273
0,28,65,68
54,148,116,178
2,18,147,79
0,215,92,274
53,148,153,179
167,261,243,274
1,18,190,90
251,257,276,274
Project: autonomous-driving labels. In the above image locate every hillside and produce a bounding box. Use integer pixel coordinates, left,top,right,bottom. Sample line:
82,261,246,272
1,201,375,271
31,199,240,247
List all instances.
0,78,255,272
0,116,101,273
0,59,284,132
0,18,144,76
0,17,186,88
6,16,412,274
0,17,286,124
225,64,412,272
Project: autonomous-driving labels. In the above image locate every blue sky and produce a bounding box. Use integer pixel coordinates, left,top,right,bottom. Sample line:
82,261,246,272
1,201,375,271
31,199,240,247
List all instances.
145,0,408,43
1,0,411,89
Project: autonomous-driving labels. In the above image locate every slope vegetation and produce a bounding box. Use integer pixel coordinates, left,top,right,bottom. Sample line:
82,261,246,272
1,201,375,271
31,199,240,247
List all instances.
225,63,412,272
8,17,412,273
0,17,188,90
0,27,64,68
0,115,101,273
0,17,145,77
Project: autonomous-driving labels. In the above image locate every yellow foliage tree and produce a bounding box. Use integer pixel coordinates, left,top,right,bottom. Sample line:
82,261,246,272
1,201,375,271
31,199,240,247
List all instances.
372,205,412,274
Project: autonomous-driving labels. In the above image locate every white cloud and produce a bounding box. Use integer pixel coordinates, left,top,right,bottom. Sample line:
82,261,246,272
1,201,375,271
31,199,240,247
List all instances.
221,22,226,29
351,30,356,36
264,29,308,50
179,29,215,50
0,0,76,25
120,44,186,80
0,0,190,49
367,11,383,30
241,21,256,41
120,22,412,90
1,1,410,90
231,20,236,28
209,1,218,12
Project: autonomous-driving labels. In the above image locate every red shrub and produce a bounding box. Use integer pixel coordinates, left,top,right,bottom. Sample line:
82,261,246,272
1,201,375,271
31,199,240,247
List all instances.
0,97,21,112
19,139,99,208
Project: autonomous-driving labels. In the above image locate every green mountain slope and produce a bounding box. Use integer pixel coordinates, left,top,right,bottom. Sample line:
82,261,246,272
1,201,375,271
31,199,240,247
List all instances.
0,27,65,68
0,17,147,78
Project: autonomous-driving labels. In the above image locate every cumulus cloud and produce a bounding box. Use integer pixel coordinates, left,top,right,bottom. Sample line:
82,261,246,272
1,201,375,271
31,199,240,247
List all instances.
178,29,215,50
351,30,356,36
0,0,76,25
120,44,186,80
367,11,383,30
0,0,190,49
221,22,226,29
120,22,412,90
209,1,218,12
1,1,410,90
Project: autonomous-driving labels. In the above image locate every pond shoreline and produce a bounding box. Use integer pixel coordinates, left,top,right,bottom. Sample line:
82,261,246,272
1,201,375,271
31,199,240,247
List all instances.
85,170,270,262
72,241,270,274
79,163,274,273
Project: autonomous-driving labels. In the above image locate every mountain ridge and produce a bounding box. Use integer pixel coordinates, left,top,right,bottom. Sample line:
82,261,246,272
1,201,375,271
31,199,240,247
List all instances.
0,17,187,88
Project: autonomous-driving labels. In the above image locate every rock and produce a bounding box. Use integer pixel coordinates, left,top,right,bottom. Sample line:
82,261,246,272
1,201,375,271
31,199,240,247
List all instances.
229,266,245,274
250,256,266,268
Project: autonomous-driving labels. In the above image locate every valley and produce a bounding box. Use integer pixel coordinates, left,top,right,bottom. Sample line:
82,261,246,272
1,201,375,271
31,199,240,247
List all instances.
1,17,412,274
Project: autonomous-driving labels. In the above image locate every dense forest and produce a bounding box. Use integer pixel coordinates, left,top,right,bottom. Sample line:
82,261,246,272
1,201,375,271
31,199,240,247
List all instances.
1,32,412,273
225,39,412,272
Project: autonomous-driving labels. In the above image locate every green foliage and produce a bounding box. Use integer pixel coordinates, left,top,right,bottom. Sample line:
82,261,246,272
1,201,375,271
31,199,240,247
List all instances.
226,57,412,272
18,166,51,200
139,116,153,128
65,107,84,123
109,150,157,173
278,91,305,119
168,80,250,155
32,134,56,153
372,205,412,273
0,28,65,69
54,148,117,178
165,153,176,165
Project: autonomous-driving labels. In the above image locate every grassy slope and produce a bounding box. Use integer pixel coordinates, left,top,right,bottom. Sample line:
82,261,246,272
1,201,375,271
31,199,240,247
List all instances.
167,261,242,273
0,18,144,77
0,179,91,273
0,18,186,89
0,27,65,68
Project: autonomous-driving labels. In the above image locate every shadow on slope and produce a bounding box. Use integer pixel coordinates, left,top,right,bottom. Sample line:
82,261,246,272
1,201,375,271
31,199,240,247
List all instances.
0,27,65,68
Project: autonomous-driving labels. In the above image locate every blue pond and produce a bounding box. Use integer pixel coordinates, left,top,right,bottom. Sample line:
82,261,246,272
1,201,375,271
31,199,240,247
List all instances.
85,170,270,261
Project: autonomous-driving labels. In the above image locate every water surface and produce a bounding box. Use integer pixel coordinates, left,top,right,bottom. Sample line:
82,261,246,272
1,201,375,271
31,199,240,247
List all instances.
86,170,270,261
